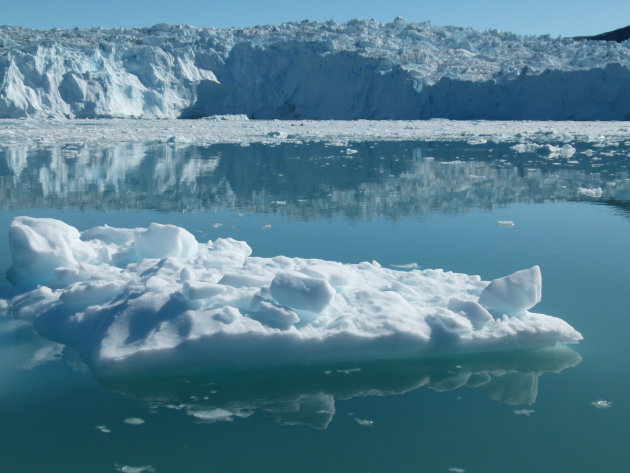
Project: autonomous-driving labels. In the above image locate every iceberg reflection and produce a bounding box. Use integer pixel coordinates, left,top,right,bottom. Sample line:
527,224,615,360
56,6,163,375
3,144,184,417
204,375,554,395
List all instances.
1,140,629,217
95,346,581,430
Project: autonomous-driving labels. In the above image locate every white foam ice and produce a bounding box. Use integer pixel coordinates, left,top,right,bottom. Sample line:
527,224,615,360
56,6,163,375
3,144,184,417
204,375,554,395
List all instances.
8,217,582,372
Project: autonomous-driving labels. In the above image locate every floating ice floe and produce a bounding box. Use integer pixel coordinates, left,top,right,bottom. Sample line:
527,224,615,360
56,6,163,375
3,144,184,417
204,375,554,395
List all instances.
591,399,612,409
115,465,155,473
8,217,582,373
123,417,145,425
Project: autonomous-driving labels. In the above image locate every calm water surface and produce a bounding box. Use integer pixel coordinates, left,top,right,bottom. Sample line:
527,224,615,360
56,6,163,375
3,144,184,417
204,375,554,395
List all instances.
0,138,629,472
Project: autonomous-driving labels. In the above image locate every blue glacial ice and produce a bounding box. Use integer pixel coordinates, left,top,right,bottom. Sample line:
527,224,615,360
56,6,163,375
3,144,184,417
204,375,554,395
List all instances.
8,217,582,372
1,19,630,119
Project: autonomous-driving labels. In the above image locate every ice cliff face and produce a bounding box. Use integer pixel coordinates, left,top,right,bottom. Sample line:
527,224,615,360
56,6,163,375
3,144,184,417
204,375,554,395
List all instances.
1,19,630,119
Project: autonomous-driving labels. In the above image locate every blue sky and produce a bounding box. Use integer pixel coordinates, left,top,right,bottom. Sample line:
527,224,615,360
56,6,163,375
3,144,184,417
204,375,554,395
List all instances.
2,0,629,37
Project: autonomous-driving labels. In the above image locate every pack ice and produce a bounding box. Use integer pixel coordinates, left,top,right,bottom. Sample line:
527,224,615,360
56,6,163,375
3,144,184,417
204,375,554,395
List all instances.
1,19,630,119
8,217,581,372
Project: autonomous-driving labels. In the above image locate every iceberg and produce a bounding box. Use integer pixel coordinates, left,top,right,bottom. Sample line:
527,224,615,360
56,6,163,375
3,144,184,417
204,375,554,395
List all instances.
8,217,582,373
1,20,630,119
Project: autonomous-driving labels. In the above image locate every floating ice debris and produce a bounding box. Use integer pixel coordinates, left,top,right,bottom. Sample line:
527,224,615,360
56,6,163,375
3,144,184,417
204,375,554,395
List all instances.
0,299,8,314
96,425,111,433
212,223,223,228
115,465,155,473
591,399,612,409
513,409,535,416
8,217,582,372
123,417,145,425
354,417,374,427
261,224,272,229
511,143,542,153
448,468,465,473
578,187,603,198
186,407,245,423
337,368,361,375
497,221,515,227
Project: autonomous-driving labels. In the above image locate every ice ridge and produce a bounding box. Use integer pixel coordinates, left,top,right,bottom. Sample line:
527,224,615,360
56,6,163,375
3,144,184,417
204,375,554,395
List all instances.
1,19,629,119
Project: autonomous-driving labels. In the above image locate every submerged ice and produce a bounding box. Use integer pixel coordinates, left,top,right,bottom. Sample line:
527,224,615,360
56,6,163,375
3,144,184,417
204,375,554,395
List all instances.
8,217,582,371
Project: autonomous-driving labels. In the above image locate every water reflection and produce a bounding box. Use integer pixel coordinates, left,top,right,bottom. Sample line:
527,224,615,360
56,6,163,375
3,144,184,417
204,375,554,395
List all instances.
93,346,581,430
2,315,581,430
1,140,629,217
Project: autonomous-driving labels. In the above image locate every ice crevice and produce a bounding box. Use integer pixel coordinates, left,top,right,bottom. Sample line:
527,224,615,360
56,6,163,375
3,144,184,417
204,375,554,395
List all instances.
7,217,582,372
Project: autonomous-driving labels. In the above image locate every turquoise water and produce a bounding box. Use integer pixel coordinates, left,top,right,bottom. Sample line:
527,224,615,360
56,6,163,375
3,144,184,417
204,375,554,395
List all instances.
0,139,629,472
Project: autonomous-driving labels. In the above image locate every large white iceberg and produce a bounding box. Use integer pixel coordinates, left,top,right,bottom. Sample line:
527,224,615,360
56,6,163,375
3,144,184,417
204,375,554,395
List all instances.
8,217,582,372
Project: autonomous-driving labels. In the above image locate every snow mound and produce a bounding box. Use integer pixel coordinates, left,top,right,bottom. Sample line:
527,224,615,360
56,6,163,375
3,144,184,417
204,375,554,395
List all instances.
8,217,582,372
1,20,630,119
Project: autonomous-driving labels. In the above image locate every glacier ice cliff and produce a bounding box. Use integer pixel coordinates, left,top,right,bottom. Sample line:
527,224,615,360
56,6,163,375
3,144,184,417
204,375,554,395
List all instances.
1,19,630,119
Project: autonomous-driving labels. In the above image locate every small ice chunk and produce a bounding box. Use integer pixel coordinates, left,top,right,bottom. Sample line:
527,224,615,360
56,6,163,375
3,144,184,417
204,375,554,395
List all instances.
270,272,335,312
578,187,603,198
448,468,465,473
0,299,9,314
115,465,155,473
591,399,612,409
354,417,374,426
188,407,235,422
478,266,542,317
123,417,145,425
497,220,515,227
96,425,111,433
513,409,535,416
560,144,576,158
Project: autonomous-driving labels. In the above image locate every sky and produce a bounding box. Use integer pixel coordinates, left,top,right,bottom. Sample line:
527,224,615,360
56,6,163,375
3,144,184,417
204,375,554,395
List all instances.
1,0,629,37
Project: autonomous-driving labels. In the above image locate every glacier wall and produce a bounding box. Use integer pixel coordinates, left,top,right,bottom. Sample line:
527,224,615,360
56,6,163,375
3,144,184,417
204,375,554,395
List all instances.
1,19,630,120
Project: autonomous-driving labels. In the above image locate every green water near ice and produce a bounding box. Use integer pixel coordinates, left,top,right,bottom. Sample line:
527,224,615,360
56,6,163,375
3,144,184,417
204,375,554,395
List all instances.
0,138,629,472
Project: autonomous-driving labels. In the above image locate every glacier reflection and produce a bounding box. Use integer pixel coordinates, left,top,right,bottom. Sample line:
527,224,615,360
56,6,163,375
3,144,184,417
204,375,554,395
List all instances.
1,140,629,217
95,346,581,430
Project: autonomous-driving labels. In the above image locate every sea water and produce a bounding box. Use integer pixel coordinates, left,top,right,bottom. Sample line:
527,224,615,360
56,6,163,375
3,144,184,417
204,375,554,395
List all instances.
0,133,629,472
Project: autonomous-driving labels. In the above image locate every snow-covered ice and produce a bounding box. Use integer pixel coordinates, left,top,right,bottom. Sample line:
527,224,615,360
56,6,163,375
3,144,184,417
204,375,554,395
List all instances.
8,216,582,373
1,19,629,119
